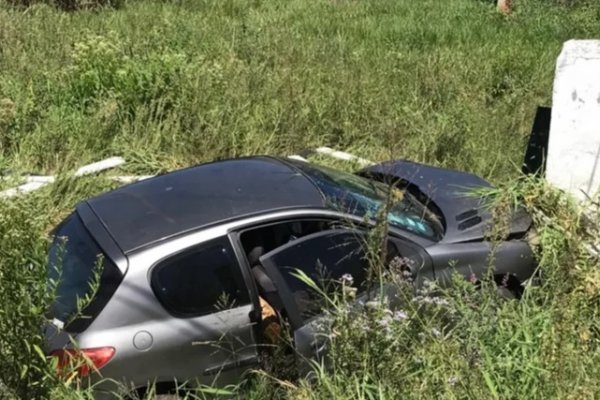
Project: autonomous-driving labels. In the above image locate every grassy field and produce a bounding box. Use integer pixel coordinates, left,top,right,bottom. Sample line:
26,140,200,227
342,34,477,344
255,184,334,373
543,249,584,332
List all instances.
0,0,597,178
1,0,600,398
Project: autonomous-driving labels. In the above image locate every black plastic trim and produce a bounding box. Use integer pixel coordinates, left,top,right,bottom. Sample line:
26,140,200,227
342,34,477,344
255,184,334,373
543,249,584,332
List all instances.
77,203,128,274
58,209,126,333
455,209,478,221
458,216,483,231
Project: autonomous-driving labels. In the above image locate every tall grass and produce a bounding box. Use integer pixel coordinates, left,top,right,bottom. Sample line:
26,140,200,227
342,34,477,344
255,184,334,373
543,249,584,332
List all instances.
244,177,600,399
0,0,598,175
0,0,599,399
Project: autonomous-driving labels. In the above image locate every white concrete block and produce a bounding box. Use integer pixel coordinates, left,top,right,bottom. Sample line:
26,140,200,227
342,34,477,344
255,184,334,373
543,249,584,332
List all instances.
112,175,155,184
547,40,600,201
25,176,56,183
287,155,308,162
74,157,125,177
0,181,51,198
315,147,374,167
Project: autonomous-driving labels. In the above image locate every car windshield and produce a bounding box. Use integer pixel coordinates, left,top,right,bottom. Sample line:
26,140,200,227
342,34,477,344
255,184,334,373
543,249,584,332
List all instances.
48,213,118,324
294,162,444,241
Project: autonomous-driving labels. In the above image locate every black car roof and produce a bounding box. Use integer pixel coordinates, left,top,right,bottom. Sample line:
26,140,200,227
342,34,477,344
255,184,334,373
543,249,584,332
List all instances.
85,157,326,253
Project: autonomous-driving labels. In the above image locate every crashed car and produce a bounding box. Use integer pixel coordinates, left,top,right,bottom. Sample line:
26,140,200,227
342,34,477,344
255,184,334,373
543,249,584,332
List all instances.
44,156,535,397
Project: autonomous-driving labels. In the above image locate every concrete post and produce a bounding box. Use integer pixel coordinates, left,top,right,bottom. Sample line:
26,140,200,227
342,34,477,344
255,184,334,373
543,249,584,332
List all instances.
546,40,600,201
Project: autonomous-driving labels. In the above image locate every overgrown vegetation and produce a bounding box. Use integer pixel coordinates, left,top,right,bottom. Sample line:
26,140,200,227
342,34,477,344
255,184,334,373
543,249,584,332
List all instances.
1,0,600,398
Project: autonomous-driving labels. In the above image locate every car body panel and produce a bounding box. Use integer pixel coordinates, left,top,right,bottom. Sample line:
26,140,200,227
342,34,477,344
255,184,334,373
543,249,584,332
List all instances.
428,240,535,286
86,157,326,254
256,228,435,335
85,304,257,391
53,224,262,394
387,235,435,285
257,230,367,330
293,282,403,364
361,160,532,243
77,202,128,275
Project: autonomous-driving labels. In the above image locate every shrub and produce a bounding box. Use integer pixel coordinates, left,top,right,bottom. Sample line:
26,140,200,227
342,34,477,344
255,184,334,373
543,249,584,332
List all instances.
246,178,600,399
0,198,55,399
67,33,188,116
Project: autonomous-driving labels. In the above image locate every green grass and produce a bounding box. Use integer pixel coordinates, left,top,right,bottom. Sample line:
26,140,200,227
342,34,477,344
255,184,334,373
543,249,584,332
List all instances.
0,0,600,398
0,0,597,176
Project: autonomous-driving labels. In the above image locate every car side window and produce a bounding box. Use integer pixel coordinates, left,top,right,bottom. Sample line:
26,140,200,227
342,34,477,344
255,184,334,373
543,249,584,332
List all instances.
151,238,250,317
261,231,371,322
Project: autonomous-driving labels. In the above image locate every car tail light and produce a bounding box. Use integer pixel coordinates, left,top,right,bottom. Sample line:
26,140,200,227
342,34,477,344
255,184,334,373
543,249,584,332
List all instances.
51,347,115,378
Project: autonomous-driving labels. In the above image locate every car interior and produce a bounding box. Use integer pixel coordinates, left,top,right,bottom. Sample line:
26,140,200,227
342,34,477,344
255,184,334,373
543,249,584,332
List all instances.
239,220,335,340
239,218,405,346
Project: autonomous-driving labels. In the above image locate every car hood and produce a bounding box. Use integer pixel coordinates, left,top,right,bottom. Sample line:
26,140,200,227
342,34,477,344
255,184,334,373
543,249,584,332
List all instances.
360,160,532,244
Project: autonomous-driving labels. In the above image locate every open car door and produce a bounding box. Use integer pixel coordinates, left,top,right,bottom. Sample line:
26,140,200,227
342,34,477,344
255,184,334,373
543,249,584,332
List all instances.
258,229,375,360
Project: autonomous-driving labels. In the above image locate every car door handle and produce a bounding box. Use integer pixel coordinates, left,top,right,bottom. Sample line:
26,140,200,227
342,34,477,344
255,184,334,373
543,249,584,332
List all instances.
202,355,259,376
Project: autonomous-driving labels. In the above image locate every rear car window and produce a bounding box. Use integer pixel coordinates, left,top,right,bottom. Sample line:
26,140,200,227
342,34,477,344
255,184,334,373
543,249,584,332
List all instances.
48,213,123,332
151,238,250,317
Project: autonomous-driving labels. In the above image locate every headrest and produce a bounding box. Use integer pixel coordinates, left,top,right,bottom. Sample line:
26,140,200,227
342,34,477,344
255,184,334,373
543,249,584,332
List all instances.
247,245,265,267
